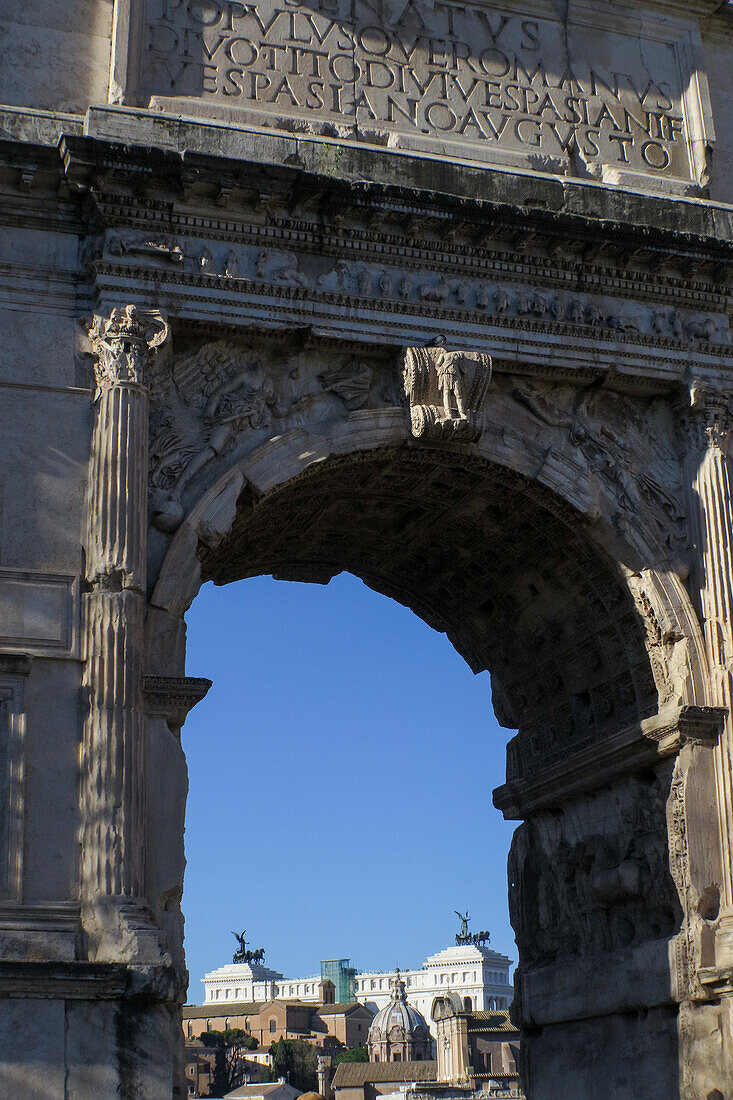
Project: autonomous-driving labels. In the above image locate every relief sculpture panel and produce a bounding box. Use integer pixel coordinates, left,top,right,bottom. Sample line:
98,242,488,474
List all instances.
508,764,681,969
118,0,713,191
504,380,687,564
148,336,394,531
100,231,732,351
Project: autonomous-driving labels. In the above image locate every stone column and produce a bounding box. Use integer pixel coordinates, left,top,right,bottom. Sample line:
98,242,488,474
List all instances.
678,378,733,972
81,306,168,935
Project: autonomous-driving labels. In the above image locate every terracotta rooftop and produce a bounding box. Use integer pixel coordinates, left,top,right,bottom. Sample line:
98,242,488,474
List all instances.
315,1003,374,1017
332,1061,438,1087
225,1084,302,1099
183,1002,261,1019
467,1011,519,1034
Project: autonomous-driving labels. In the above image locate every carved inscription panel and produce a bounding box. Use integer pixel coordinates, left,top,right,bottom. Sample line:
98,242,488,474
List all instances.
124,0,712,188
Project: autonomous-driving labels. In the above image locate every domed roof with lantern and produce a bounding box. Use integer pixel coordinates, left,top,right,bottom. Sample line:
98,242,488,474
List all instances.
368,970,433,1063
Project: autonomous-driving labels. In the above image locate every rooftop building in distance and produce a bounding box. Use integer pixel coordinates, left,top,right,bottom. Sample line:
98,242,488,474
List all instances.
355,943,512,1025
322,959,359,1004
326,989,521,1100
183,997,373,1052
202,920,513,1038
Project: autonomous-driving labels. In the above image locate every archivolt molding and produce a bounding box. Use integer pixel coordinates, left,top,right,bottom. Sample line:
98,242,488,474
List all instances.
147,331,690,556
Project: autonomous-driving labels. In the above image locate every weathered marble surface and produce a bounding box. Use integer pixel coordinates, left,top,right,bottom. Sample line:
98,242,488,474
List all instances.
2,2,733,1098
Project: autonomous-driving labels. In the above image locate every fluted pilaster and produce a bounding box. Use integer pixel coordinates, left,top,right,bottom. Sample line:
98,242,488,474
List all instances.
86,381,148,589
81,588,146,897
679,381,733,912
80,306,168,905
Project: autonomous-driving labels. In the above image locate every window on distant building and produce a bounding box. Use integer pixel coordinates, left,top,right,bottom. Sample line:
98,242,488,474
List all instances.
464,997,472,1011
270,1019,277,1033
393,1053,401,1062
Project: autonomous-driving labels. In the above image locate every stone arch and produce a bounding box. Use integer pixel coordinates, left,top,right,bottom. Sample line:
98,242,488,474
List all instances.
143,403,723,1097
150,410,709,722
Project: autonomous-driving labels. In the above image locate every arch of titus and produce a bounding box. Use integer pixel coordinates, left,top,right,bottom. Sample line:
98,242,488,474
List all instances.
5,0,733,1096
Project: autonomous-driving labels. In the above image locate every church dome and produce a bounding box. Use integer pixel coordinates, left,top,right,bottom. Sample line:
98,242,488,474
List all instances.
368,971,433,1063
370,997,430,1040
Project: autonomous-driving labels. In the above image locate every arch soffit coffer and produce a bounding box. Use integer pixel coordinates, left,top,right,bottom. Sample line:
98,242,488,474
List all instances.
149,413,711,737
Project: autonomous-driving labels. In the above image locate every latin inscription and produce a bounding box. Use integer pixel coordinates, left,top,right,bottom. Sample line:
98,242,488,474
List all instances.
140,0,694,179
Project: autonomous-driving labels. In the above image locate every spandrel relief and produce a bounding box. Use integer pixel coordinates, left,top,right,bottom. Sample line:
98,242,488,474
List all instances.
149,338,388,531
508,381,687,561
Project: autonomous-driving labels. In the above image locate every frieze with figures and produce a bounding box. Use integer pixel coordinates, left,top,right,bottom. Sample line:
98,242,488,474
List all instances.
508,765,680,966
104,232,732,349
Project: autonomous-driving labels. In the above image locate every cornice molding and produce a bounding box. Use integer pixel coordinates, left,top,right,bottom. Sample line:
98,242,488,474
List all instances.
57,127,733,272
494,705,725,819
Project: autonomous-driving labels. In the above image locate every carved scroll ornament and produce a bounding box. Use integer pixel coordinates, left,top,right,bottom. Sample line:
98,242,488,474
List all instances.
401,343,492,442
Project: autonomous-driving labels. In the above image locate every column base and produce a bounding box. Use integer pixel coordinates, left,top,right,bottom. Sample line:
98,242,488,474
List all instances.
0,962,185,1099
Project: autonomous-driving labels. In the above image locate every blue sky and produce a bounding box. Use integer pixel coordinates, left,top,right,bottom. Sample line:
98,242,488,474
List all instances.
181,572,517,1003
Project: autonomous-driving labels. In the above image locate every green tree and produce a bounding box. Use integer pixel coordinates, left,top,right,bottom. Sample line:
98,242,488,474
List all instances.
269,1038,318,1091
332,1047,369,1067
200,1029,261,1094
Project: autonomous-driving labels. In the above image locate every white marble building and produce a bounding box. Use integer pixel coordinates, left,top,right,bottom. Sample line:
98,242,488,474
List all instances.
202,960,323,1005
356,944,513,1021
202,942,513,1036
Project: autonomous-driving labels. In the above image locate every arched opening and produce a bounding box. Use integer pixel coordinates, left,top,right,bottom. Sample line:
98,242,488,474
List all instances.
182,571,517,998
194,447,660,747
151,441,711,1096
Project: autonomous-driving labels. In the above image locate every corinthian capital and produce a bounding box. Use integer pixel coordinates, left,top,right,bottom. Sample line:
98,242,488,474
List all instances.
676,378,733,455
87,305,169,393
